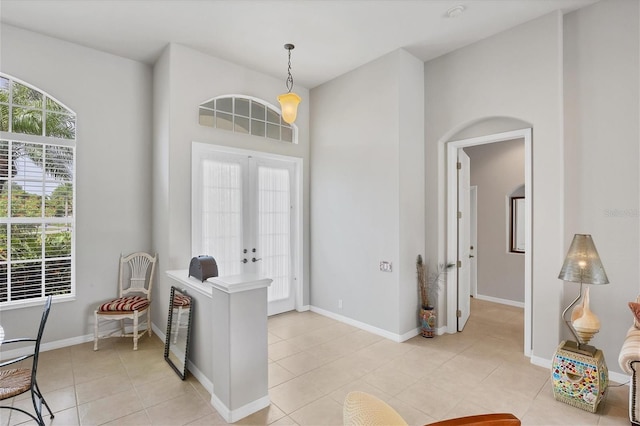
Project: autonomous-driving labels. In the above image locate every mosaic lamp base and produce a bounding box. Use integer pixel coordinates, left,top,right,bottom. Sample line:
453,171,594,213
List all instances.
551,340,608,413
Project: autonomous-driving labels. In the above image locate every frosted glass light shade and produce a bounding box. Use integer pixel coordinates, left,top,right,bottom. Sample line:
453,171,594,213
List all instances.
278,92,301,124
558,234,609,285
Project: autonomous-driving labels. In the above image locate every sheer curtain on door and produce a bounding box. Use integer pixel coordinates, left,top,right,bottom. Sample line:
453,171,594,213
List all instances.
201,159,243,276
257,166,291,303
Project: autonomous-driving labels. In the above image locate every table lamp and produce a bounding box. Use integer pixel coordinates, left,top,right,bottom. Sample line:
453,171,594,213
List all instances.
558,234,609,356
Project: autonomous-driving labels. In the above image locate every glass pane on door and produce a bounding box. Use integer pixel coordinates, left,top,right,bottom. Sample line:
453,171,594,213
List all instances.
257,166,291,303
201,159,243,276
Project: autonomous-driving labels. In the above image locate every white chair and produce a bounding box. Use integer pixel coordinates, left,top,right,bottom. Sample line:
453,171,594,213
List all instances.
94,252,157,350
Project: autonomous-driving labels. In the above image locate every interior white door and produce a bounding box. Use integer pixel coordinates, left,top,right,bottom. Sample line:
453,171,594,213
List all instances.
457,150,471,331
194,150,296,316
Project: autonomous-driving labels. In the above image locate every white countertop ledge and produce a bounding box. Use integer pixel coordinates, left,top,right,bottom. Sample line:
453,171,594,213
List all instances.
166,270,271,297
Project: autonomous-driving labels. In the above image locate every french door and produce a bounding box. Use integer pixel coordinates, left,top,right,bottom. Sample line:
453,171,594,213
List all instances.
192,144,298,315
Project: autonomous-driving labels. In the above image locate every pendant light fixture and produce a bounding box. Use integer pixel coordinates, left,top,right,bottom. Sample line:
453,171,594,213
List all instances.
277,43,301,125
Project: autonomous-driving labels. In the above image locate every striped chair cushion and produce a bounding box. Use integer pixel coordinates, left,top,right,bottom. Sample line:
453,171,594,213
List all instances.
99,296,149,312
172,294,191,307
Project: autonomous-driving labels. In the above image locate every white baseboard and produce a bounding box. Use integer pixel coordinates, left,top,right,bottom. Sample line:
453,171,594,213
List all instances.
297,305,310,312
1,333,94,361
309,305,427,343
475,294,525,309
210,392,270,423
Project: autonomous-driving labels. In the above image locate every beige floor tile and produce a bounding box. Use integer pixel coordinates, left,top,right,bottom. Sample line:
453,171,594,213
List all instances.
71,347,120,366
383,347,447,379
355,339,414,362
284,328,342,351
268,415,299,425
268,332,283,345
603,382,631,410
11,406,79,426
35,365,76,394
183,411,228,425
395,381,461,421
75,371,133,405
72,356,127,385
37,347,73,366
145,393,215,425
288,396,343,426
186,375,211,402
361,364,420,397
305,340,349,365
234,404,287,425
101,410,150,426
268,341,303,362
481,360,549,400
269,362,297,388
276,351,324,376
134,375,198,408
597,402,631,425
125,358,176,387
296,362,354,395
77,388,144,425
268,377,326,414
463,383,533,419
520,393,600,426
5,298,628,426
269,323,313,340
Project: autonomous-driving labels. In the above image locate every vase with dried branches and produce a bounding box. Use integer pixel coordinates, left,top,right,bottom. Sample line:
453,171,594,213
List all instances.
417,255,454,338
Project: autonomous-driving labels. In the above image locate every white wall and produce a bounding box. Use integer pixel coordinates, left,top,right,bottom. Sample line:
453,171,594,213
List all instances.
1,25,153,342
310,49,425,337
424,12,564,359
563,0,639,373
464,140,525,304
152,43,310,380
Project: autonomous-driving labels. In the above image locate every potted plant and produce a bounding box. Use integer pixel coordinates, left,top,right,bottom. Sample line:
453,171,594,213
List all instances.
417,255,454,338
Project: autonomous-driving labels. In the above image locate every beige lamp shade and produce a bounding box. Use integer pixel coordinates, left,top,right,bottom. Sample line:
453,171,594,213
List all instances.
558,234,609,285
278,92,301,124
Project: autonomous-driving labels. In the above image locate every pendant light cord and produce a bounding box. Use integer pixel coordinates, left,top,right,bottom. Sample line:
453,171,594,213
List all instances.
286,47,294,93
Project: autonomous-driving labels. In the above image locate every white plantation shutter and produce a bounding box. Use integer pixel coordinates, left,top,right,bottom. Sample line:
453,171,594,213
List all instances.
257,166,291,302
200,159,243,276
1,140,74,304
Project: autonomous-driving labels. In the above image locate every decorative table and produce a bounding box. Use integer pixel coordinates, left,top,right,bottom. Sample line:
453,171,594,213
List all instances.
551,341,608,413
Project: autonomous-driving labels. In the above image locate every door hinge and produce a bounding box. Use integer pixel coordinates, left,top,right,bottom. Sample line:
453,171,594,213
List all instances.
457,162,462,170
457,211,462,219
456,309,462,318
457,260,462,268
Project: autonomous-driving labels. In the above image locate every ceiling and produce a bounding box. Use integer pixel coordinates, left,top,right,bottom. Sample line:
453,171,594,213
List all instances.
1,0,597,89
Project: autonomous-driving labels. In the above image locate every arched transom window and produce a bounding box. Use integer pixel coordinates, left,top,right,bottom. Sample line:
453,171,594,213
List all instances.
199,95,297,144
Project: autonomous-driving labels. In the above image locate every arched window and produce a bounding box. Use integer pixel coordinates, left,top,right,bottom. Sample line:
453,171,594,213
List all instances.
199,95,297,144
0,73,76,307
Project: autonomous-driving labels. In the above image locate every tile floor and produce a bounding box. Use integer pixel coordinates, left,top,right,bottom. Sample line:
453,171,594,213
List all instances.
0,298,630,425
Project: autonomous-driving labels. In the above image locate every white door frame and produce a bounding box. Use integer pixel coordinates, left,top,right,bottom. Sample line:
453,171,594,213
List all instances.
191,142,304,313
470,185,478,298
446,128,532,356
